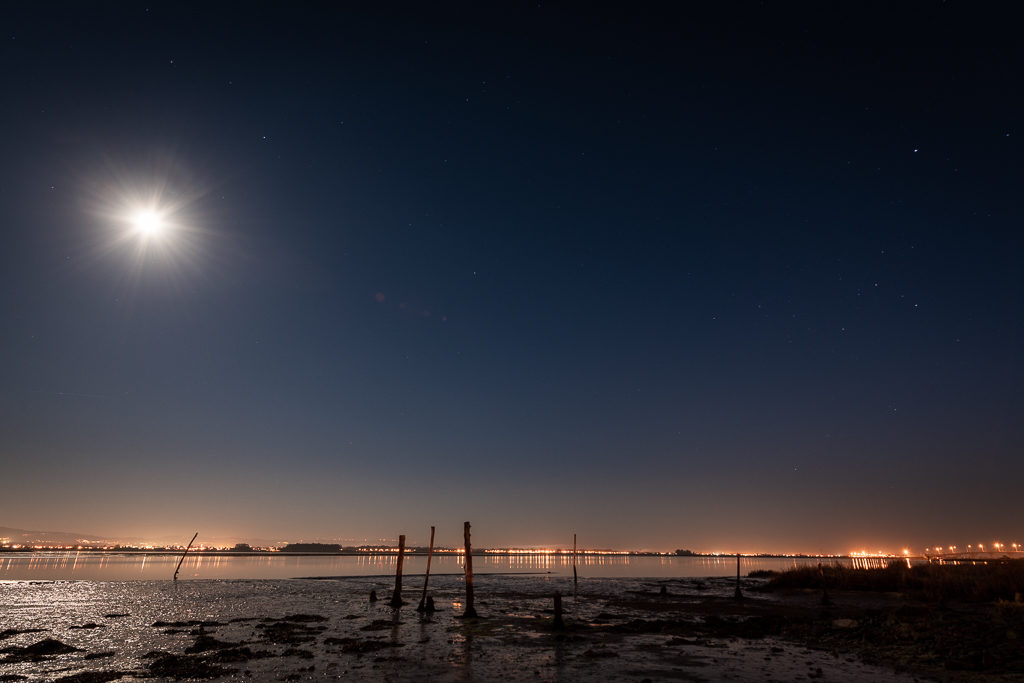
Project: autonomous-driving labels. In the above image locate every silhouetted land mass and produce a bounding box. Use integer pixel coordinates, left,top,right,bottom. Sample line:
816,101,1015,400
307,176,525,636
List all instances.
279,543,343,553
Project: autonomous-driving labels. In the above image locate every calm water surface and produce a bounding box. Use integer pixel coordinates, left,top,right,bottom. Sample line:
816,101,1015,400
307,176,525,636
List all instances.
0,552,857,581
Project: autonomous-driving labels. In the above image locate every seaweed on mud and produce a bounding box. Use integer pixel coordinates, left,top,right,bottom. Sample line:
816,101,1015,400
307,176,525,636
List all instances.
283,664,317,678
325,636,403,655
607,619,694,636
151,620,225,628
784,601,1024,677
0,676,28,682
51,672,132,683
255,620,325,644
324,636,356,645
0,638,82,662
103,613,129,619
702,614,786,639
280,647,315,659
70,622,105,629
185,634,247,653
145,652,235,679
200,646,274,663
359,619,400,631
84,651,116,659
261,614,327,623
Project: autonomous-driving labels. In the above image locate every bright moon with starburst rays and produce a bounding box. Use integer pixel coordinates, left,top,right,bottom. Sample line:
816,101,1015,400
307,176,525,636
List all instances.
82,156,213,281
130,208,166,238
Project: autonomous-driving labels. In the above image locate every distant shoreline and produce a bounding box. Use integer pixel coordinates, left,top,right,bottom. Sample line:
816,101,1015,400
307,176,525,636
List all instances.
0,547,869,559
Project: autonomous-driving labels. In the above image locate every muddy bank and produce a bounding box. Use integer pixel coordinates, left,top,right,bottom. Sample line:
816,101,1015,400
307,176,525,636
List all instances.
0,574,1001,681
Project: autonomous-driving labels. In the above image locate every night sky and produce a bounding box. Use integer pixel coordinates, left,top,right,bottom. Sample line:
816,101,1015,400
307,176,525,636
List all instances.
2,2,1021,553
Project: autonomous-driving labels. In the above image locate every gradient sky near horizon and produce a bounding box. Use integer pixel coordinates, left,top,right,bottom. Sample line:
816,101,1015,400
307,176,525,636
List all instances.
1,2,1021,553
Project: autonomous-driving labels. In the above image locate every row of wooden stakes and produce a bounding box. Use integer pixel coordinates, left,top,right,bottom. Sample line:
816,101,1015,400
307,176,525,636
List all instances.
172,523,589,625
375,522,579,622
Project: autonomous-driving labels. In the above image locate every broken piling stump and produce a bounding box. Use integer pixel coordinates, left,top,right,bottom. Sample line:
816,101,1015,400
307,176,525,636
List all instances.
553,591,564,629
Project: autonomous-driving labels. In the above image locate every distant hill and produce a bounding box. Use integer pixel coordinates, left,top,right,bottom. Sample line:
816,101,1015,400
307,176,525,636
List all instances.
0,526,109,545
280,543,343,553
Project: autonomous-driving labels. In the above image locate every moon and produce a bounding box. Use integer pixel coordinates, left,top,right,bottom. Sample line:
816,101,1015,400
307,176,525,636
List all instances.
131,209,164,237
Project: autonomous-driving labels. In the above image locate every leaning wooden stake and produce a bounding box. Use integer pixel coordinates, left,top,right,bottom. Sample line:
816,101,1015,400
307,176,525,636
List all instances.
733,552,743,600
417,526,436,612
390,534,406,608
173,532,198,581
463,521,477,618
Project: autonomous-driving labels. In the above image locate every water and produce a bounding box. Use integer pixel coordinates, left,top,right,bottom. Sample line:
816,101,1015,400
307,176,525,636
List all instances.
0,551,849,581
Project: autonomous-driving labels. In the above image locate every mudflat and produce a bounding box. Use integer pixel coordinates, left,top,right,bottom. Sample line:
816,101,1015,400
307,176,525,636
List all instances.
1,571,1017,681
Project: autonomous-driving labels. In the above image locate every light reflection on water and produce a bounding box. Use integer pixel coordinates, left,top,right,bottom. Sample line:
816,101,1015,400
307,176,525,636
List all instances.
0,552,858,581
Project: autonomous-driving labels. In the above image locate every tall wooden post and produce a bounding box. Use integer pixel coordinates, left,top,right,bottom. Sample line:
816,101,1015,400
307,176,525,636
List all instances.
734,553,743,600
553,591,564,629
463,521,477,618
417,526,436,612
390,534,406,607
573,533,578,588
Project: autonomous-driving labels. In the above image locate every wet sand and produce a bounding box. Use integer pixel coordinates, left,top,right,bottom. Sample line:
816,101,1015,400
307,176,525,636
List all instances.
0,573,1003,681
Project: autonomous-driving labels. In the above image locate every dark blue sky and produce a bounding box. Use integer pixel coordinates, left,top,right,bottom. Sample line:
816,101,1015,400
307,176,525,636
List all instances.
2,2,1021,552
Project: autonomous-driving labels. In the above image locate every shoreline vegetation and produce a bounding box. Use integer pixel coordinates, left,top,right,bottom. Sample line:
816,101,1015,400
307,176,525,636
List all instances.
751,559,1024,679
2,560,1023,680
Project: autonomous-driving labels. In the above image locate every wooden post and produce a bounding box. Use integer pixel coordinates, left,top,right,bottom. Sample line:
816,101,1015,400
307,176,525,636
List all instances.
553,591,564,629
390,534,406,607
173,532,198,581
733,553,743,600
573,533,578,589
463,521,477,618
417,526,436,612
